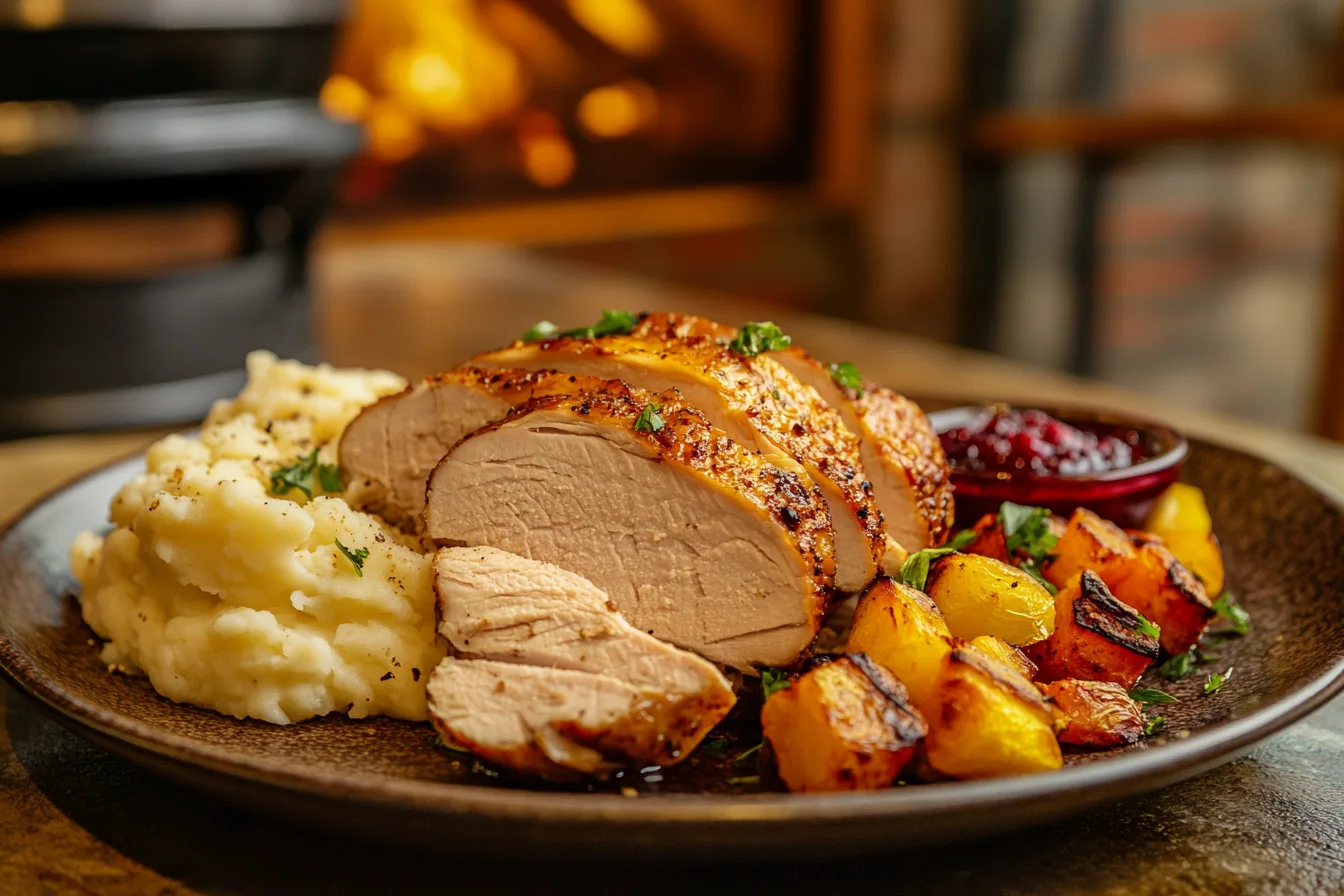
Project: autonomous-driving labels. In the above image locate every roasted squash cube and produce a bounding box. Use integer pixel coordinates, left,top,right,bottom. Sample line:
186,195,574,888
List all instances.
960,513,1012,563
1040,679,1144,748
1043,508,1136,591
925,553,1056,646
1025,571,1159,687
1110,541,1214,655
1146,484,1225,596
848,578,953,707
969,635,1038,681
923,648,1063,779
762,654,927,793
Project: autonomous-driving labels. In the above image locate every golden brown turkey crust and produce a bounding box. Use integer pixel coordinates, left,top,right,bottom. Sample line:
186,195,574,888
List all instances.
490,318,884,583
435,379,837,626
852,385,955,547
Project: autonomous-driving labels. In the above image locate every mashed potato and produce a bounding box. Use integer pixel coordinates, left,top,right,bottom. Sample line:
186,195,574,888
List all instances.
70,352,447,725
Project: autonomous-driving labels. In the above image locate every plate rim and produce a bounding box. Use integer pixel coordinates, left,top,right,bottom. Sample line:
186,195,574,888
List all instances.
3,438,1344,828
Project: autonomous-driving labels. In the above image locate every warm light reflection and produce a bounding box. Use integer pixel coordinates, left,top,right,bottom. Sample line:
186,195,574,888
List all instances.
577,80,659,138
518,112,576,188
364,100,425,162
0,103,36,155
17,0,63,29
565,0,662,58
319,74,372,123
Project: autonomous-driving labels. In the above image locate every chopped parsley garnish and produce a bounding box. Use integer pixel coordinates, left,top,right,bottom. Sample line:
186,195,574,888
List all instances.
827,361,864,394
269,448,341,500
734,742,763,764
896,546,959,591
1159,650,1199,681
726,775,760,786
1143,716,1167,736
336,539,369,577
728,321,791,357
947,529,977,550
520,309,639,343
698,738,734,757
1134,612,1161,640
998,502,1059,593
634,403,664,433
1128,687,1176,706
1211,592,1250,636
761,667,792,698
1204,668,1233,695
771,388,783,403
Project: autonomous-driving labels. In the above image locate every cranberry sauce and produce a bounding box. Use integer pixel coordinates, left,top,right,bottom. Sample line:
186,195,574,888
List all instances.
939,408,1148,478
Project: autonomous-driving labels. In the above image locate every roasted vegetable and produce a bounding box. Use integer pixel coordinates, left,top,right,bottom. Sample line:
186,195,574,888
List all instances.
1025,570,1159,687
762,654,927,793
969,635,1038,681
1042,508,1136,590
848,577,953,707
959,513,1012,563
924,553,1055,646
1145,483,1225,596
923,647,1063,779
1039,679,1144,748
1111,540,1214,655
1044,508,1213,655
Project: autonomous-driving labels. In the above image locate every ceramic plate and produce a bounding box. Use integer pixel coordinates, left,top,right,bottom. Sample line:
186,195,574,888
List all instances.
2,438,1343,859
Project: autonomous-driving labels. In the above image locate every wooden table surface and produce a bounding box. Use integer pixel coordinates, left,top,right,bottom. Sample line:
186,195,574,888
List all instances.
3,244,1343,895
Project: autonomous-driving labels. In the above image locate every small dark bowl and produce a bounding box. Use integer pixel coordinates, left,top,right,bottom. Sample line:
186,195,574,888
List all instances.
927,405,1189,530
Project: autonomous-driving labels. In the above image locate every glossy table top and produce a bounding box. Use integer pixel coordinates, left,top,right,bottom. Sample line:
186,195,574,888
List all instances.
2,243,1342,894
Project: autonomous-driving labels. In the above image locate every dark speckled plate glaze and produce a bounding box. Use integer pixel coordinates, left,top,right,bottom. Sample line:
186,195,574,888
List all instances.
2,440,1343,859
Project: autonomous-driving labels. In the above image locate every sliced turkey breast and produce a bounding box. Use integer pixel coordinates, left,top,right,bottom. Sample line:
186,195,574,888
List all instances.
338,366,612,530
771,347,954,549
474,326,882,593
428,546,735,776
423,382,834,668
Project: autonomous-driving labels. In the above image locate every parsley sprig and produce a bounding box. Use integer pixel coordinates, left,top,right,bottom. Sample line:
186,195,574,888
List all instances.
761,667,792,698
999,502,1059,593
520,309,639,343
1204,668,1233,695
827,361,864,394
728,322,791,357
269,448,341,500
1128,687,1176,707
947,529,977,550
336,539,369,577
634,404,664,433
896,546,960,591
1143,716,1167,736
1134,612,1161,640
1211,592,1250,637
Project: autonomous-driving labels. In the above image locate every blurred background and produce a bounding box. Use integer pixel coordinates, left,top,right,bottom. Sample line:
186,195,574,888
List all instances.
3,0,1344,441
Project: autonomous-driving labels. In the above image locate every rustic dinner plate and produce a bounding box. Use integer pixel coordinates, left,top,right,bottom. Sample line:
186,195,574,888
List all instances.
2,438,1343,860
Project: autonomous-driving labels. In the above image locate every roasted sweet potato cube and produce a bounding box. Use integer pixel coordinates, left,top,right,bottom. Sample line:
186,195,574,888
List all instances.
1040,679,1144,748
1024,571,1159,687
762,654,927,793
1155,530,1225,598
969,635,1038,681
925,553,1055,646
960,513,1012,563
923,648,1063,780
1110,541,1214,655
848,578,953,707
1043,508,1137,591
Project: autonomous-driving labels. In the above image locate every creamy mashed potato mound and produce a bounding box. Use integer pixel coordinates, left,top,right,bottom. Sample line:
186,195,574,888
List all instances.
69,352,446,725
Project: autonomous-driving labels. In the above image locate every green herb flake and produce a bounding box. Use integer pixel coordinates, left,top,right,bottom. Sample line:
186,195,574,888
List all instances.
1159,651,1198,681
520,309,639,343
947,529,977,551
827,361,864,394
1134,612,1161,640
728,321,791,357
734,742,763,764
697,738,734,757
726,775,760,786
1143,716,1167,736
634,403,664,433
1211,592,1250,636
761,667,792,698
997,502,1060,594
269,448,341,500
896,546,959,591
336,538,369,577
1128,687,1177,706
519,320,559,343
1204,667,1233,695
